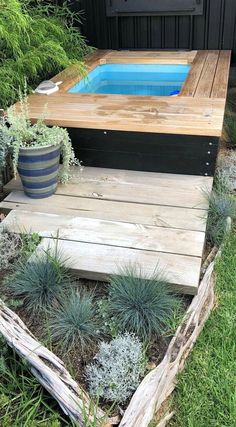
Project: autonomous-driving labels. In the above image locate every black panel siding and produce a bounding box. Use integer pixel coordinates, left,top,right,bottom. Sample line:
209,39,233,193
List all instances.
68,128,219,176
69,0,236,62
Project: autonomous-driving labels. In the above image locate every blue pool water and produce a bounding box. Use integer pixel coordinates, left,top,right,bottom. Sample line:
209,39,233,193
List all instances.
68,64,190,97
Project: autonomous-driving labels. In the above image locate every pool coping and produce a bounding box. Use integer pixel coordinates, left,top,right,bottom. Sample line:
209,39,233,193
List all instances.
20,49,231,137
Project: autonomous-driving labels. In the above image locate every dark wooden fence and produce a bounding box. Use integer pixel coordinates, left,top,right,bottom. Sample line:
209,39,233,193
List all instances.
75,0,236,61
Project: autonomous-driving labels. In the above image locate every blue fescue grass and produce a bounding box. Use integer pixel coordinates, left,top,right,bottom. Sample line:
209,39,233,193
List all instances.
50,289,100,353
7,248,71,314
108,265,181,340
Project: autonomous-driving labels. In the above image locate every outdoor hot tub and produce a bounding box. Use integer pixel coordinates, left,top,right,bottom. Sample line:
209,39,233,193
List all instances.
27,49,231,177
68,63,190,97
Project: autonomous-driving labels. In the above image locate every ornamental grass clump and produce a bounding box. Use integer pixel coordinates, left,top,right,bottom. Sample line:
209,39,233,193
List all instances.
206,189,236,245
108,265,180,339
86,333,145,404
7,248,71,314
50,289,99,352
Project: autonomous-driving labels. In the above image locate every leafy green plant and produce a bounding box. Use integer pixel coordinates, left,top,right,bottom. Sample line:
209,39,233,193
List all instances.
86,333,146,404
50,289,99,352
108,265,180,339
0,0,91,109
0,94,81,183
7,247,71,314
21,231,41,257
96,297,121,338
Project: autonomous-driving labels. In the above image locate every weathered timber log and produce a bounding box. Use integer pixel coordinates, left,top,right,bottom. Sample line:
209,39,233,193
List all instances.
119,257,217,427
0,301,106,426
156,411,175,427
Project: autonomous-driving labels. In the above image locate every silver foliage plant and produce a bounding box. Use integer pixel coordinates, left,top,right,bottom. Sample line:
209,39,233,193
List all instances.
86,333,146,404
0,230,22,271
217,151,236,191
0,94,82,184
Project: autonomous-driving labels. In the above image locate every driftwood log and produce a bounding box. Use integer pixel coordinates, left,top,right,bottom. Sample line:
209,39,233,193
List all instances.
0,301,106,426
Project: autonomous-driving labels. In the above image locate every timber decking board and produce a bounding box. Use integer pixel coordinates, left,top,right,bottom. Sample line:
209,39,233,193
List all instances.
23,93,225,137
3,211,205,257
211,50,232,99
17,49,231,137
1,192,207,232
1,167,213,295
34,238,202,294
194,51,220,98
4,167,212,209
180,51,208,97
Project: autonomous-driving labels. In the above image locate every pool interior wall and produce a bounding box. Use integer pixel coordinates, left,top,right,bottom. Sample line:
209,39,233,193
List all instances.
68,63,190,97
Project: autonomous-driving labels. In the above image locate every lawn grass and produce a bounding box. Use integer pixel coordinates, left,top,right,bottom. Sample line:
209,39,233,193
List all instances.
170,231,236,427
0,340,71,427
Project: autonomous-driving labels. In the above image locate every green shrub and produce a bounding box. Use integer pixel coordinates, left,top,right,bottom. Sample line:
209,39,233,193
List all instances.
86,333,146,404
21,231,41,257
7,248,71,313
224,109,236,147
108,265,180,339
50,289,99,352
96,297,121,338
0,0,91,109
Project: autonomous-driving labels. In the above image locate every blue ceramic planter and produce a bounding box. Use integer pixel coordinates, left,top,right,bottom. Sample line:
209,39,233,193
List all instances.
17,145,60,199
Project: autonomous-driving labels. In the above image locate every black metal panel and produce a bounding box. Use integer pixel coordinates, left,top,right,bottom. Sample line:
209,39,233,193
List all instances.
68,128,219,176
106,0,204,16
78,0,236,61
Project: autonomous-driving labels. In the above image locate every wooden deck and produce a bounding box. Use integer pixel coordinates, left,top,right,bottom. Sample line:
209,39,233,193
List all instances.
23,49,231,137
1,167,213,295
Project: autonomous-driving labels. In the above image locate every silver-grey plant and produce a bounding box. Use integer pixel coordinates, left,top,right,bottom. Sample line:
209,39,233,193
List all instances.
0,229,22,271
86,333,146,404
217,151,236,191
0,94,81,184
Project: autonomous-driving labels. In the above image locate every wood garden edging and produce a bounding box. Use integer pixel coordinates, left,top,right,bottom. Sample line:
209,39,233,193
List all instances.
0,301,106,426
0,218,231,427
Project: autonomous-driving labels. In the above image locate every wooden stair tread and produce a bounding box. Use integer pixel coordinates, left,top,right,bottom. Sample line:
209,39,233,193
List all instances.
1,190,207,232
3,210,205,257
35,237,202,294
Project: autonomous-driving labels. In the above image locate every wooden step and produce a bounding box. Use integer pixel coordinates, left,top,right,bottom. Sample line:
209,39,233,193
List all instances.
35,237,202,295
1,168,212,296
0,192,207,232
3,210,205,257
4,167,213,209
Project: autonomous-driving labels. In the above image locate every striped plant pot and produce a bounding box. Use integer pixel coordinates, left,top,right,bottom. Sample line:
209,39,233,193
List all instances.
17,145,60,199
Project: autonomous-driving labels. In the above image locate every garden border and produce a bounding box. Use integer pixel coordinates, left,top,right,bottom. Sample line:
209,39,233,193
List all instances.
0,218,231,427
